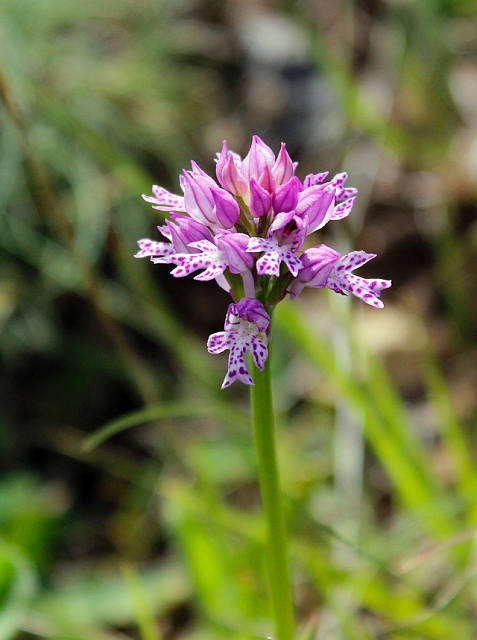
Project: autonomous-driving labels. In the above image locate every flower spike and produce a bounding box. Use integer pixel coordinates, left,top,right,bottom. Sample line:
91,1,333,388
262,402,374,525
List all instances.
137,135,391,387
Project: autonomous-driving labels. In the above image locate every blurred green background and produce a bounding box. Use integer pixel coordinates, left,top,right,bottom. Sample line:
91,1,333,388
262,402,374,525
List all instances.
1,0,477,638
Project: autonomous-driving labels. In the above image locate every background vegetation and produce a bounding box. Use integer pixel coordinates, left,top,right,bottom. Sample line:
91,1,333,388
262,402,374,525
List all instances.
1,0,477,638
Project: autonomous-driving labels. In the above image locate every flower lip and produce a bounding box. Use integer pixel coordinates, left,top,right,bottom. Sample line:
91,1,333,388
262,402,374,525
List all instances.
327,251,392,308
208,297,270,388
247,236,303,278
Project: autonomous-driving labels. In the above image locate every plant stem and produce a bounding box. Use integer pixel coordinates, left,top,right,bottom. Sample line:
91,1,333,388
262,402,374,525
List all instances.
250,350,295,640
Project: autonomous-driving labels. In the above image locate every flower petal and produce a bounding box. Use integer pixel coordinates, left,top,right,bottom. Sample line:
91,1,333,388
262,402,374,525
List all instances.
135,239,175,258
207,331,236,354
208,299,270,388
222,343,254,388
249,335,268,370
331,196,356,220
327,251,392,308
142,186,186,212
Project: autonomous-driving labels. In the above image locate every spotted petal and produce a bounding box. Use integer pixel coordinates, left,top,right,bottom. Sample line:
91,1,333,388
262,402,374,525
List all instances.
327,251,392,308
207,299,270,388
249,334,268,370
169,245,227,280
142,186,186,212
303,171,329,188
247,237,302,277
207,331,236,354
331,196,356,220
328,173,358,200
135,239,175,259
222,341,254,388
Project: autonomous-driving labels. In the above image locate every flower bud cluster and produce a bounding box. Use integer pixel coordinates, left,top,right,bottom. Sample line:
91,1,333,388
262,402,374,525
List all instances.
136,136,391,388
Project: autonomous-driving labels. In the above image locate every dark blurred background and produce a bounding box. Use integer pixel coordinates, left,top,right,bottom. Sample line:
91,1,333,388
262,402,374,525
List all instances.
1,1,477,639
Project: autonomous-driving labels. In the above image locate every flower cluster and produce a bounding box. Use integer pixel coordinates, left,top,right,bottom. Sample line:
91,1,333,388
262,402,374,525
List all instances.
136,136,391,388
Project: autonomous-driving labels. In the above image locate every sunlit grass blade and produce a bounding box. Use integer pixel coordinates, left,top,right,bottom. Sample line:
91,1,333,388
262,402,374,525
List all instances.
422,348,477,523
35,90,153,195
83,401,249,451
160,474,476,637
274,301,451,532
162,479,267,633
122,563,162,640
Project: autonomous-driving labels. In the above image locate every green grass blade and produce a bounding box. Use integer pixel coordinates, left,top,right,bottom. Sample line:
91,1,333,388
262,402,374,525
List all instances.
122,563,162,640
83,401,249,451
274,301,450,532
422,348,477,522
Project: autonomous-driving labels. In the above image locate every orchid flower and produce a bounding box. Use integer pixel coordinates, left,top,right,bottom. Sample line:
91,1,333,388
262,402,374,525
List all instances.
136,136,392,640
136,135,391,386
207,297,269,388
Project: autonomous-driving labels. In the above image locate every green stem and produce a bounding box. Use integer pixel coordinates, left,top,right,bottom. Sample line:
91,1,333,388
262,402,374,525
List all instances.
250,349,295,640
